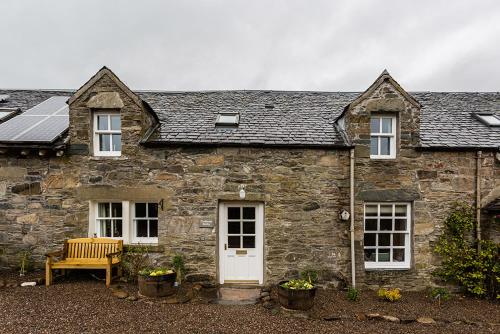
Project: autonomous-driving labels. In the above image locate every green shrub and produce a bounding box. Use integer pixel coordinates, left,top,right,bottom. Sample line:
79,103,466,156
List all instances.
121,245,152,282
434,203,500,299
300,269,318,284
172,254,186,283
347,287,360,301
377,288,401,302
430,287,451,302
18,249,33,276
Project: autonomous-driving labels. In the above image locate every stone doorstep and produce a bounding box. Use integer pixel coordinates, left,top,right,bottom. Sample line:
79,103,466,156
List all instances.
214,287,261,305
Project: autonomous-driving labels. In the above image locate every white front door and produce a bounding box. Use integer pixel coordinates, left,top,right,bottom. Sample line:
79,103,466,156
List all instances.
218,202,264,284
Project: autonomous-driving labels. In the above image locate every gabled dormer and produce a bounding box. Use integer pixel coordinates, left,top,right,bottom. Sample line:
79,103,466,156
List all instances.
68,67,159,157
337,70,421,160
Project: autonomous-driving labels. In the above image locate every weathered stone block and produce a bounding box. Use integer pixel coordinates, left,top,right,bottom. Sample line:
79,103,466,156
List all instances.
11,182,41,195
16,213,39,224
0,167,27,179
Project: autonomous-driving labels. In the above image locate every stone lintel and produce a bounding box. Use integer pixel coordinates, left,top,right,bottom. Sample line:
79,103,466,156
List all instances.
86,92,124,109
76,185,172,201
366,98,405,113
358,188,420,202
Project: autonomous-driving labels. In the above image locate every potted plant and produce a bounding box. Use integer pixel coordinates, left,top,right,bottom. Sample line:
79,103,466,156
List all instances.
277,278,317,310
138,267,176,298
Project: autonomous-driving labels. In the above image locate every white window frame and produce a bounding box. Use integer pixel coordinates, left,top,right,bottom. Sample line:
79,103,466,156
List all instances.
89,201,158,245
370,115,397,159
363,203,411,269
131,203,159,244
93,112,122,157
94,202,125,240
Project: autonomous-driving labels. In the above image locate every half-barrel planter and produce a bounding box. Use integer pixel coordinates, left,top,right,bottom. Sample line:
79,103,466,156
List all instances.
138,269,176,298
277,279,317,310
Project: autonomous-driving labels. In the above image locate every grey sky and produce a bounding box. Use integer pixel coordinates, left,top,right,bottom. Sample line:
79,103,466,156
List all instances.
1,0,499,91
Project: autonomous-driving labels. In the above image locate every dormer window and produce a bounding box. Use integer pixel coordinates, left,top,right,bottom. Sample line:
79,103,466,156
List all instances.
216,113,239,127
370,115,396,159
94,112,121,156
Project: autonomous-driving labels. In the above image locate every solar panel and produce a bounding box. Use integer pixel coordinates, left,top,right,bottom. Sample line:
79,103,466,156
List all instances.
0,96,70,143
15,116,69,142
23,96,68,116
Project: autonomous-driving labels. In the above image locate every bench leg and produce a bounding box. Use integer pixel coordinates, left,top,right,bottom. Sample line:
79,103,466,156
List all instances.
106,266,111,288
45,263,52,287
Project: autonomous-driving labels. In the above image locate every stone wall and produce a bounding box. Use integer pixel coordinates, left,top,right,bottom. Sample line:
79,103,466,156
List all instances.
0,147,352,285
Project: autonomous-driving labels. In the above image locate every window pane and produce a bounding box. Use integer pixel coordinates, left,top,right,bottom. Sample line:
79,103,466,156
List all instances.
370,117,380,133
135,203,147,217
98,203,109,218
365,205,378,216
243,221,255,234
112,134,121,151
228,236,240,248
243,236,255,248
393,249,405,262
137,219,148,237
380,205,392,216
110,115,121,130
370,136,378,155
364,249,376,262
393,233,405,246
100,219,111,237
380,219,392,231
380,137,391,155
395,219,407,231
228,207,240,219
99,134,111,151
148,203,158,218
97,115,108,130
379,233,390,246
150,220,158,237
378,249,390,262
364,233,376,246
381,118,392,133
113,219,122,237
243,207,255,220
395,205,407,217
111,203,122,217
228,221,240,234
365,219,377,231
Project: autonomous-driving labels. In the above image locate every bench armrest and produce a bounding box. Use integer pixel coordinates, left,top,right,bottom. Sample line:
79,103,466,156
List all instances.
106,250,122,258
45,250,63,258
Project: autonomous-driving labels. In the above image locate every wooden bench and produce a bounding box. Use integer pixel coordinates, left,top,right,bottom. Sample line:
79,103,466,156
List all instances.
45,238,123,287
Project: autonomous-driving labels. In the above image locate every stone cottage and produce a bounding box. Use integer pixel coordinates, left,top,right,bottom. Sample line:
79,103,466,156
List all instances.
0,67,498,289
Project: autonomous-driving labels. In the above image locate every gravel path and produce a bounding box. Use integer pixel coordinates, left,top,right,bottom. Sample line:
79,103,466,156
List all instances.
0,272,498,334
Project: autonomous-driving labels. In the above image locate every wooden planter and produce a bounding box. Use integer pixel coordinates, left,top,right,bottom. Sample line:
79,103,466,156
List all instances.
277,280,317,310
138,272,177,298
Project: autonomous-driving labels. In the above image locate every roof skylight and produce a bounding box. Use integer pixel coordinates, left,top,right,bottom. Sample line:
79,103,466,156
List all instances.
475,113,500,127
216,113,239,126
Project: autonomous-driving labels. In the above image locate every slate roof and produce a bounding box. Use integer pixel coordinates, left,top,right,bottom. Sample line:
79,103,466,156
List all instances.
0,89,499,150
138,91,357,147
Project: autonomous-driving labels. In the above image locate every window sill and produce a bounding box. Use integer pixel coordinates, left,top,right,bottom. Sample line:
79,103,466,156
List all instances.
364,264,410,271
89,156,128,161
369,156,397,160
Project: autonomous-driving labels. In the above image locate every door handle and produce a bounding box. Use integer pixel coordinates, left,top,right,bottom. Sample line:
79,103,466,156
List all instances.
224,244,227,250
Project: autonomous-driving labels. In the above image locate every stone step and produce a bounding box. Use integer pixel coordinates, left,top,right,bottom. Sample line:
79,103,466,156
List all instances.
213,287,261,305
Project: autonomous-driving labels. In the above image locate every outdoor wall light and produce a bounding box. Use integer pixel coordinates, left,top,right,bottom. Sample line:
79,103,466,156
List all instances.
339,209,350,221
239,184,246,199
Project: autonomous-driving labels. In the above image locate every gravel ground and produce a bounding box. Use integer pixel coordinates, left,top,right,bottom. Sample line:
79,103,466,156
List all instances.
0,271,498,334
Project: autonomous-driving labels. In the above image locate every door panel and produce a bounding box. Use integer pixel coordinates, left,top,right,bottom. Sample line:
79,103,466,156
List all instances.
219,203,263,284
